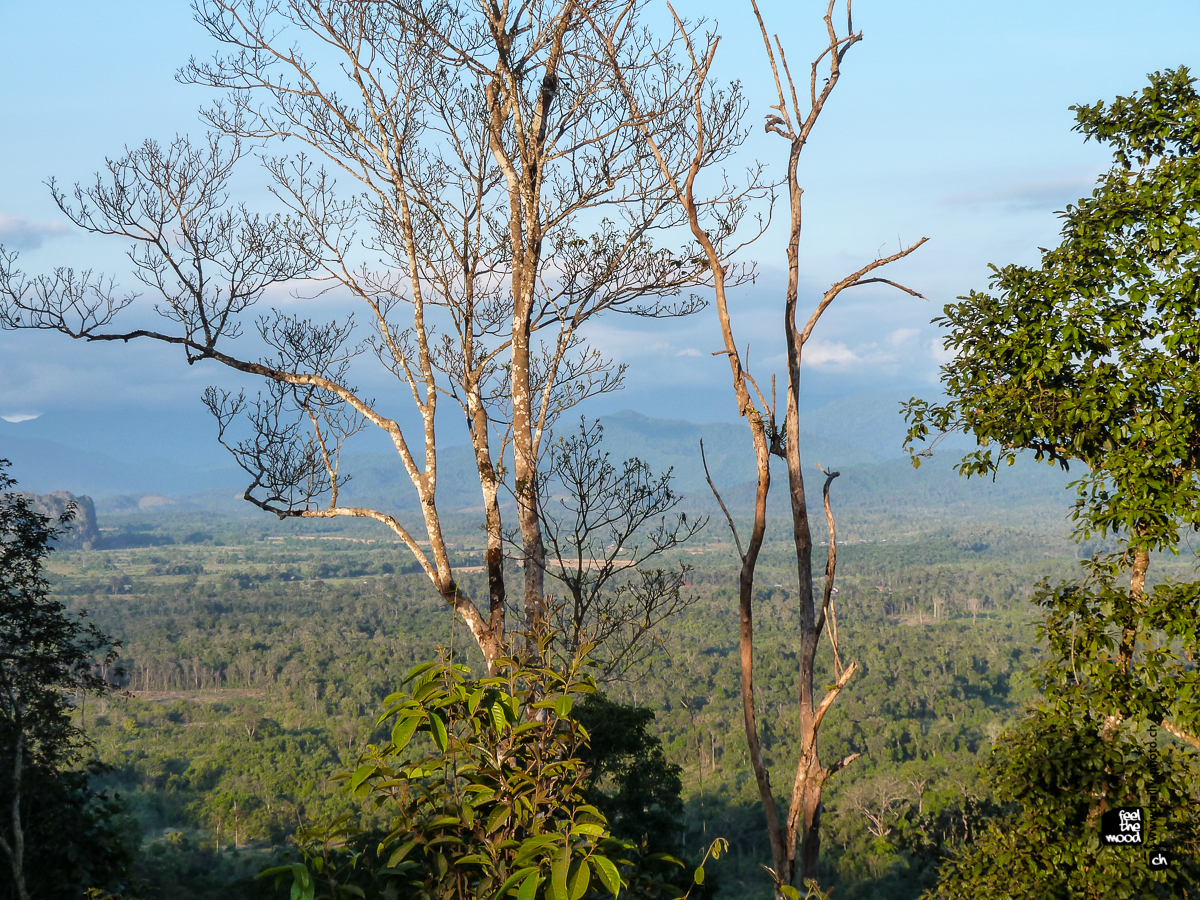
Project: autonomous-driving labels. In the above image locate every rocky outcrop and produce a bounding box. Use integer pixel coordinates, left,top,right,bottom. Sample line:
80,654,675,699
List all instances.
20,491,100,550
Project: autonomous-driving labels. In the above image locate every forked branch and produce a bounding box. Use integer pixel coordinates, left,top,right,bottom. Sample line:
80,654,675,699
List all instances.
800,239,929,346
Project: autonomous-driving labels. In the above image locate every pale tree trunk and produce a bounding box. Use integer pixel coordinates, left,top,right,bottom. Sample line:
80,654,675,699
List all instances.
483,4,579,655
510,319,548,650
1118,546,1150,672
0,733,29,900
466,381,507,669
1107,545,1200,749
2,0,731,675
626,2,924,891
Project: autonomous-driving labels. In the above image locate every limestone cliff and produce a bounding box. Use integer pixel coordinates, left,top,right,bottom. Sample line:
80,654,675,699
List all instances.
20,491,100,550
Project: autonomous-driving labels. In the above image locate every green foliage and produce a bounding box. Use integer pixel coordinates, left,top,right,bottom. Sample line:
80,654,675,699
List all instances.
574,695,684,857
0,460,134,899
265,644,627,900
929,710,1200,898
905,66,1200,552
1034,567,1200,736
36,508,1078,899
0,460,118,769
6,763,140,900
908,69,1200,898
927,570,1200,896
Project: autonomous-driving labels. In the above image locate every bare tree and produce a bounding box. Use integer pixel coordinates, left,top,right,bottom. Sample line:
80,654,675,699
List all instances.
966,596,983,625
0,0,746,669
904,764,932,815
533,418,706,679
839,773,913,839
597,0,926,892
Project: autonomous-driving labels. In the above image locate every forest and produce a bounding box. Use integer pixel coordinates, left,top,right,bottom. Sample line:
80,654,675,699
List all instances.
44,502,1064,898
8,465,1188,899
3,0,1200,898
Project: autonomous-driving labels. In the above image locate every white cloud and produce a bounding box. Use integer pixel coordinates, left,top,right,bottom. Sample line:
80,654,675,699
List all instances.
940,176,1095,213
803,341,860,367
0,214,68,251
888,327,920,347
929,337,956,366
675,347,703,357
1,412,40,423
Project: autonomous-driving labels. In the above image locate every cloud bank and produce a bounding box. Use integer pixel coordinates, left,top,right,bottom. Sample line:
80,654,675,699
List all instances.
0,213,68,250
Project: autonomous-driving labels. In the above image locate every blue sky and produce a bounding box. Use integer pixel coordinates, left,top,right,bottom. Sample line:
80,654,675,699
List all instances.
3,0,1200,475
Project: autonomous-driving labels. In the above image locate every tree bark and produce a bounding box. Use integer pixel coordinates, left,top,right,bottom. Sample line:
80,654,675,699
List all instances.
0,734,29,900
626,2,924,890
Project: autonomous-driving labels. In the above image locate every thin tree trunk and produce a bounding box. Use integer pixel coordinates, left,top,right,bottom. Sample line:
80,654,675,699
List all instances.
1118,547,1150,672
736,431,789,877
0,734,29,900
466,379,506,669
779,130,825,883
510,322,547,652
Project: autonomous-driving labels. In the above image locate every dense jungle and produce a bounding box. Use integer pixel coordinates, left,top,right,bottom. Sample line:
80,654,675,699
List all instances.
32,472,1178,900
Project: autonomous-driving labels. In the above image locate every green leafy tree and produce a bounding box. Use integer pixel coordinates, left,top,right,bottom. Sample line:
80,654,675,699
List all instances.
265,641,626,900
573,695,684,858
573,695,704,900
0,460,130,900
905,69,1200,897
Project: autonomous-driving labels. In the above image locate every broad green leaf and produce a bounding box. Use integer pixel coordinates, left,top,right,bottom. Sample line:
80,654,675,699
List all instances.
375,702,406,725
517,872,541,900
486,806,511,834
386,841,417,868
571,823,606,837
490,701,507,735
554,695,574,718
514,834,559,865
425,834,466,849
550,843,570,900
568,859,590,900
390,714,422,754
468,687,486,715
413,679,443,703
430,712,449,751
494,866,537,898
693,866,705,885
349,763,376,793
403,660,439,685
592,855,622,898
291,864,314,900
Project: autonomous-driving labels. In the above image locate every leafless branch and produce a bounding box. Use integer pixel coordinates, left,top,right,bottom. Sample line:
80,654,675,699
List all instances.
701,438,743,561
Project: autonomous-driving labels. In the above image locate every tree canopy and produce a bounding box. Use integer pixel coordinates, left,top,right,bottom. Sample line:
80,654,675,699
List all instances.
907,69,1200,898
0,461,129,899
906,66,1200,553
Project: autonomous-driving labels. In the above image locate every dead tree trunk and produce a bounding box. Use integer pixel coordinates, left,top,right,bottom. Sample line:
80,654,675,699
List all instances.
616,1,926,891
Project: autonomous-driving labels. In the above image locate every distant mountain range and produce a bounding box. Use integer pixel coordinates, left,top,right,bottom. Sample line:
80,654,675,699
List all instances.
1,392,1074,532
